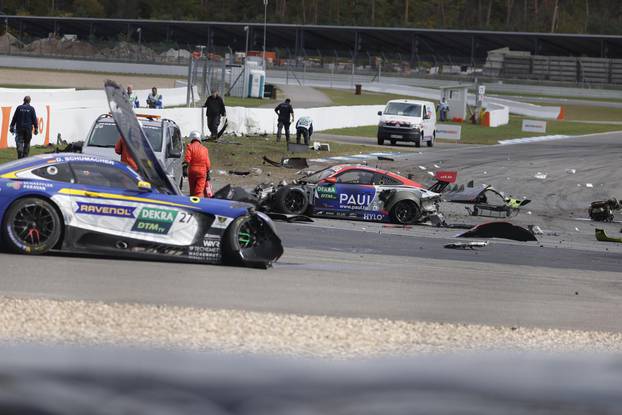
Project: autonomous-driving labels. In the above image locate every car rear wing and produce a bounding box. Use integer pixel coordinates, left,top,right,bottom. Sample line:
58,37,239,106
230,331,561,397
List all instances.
427,171,458,193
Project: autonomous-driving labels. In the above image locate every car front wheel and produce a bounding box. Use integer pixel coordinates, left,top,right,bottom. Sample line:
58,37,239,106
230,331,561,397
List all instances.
222,215,284,268
274,187,309,215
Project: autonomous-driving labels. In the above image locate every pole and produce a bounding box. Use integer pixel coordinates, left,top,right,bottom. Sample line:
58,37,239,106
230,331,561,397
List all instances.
137,27,142,62
186,57,193,107
244,26,249,98
263,0,268,68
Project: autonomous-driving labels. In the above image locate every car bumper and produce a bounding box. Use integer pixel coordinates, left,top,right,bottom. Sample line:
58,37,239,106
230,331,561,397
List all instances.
421,197,440,214
377,126,421,141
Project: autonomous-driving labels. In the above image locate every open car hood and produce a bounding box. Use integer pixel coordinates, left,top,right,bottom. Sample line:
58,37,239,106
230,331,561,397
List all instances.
104,80,180,196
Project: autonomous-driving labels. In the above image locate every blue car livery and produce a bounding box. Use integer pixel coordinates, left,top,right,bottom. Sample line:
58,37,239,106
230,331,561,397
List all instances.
0,81,283,268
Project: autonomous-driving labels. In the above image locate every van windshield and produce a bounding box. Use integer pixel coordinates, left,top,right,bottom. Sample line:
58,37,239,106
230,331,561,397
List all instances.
87,122,163,152
384,102,422,117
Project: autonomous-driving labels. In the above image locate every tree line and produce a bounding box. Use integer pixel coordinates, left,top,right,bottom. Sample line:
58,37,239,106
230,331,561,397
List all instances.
1,0,620,35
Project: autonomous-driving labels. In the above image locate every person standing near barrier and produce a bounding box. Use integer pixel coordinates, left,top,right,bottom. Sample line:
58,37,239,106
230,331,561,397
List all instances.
204,89,226,139
184,131,212,197
146,87,163,109
127,85,139,108
295,115,313,145
9,96,38,159
274,98,294,142
437,97,449,122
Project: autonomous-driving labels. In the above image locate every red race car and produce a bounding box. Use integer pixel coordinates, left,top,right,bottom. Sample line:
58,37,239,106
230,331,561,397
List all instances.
255,165,457,225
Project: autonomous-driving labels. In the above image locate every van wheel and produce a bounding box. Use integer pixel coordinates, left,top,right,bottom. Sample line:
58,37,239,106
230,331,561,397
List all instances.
426,131,435,147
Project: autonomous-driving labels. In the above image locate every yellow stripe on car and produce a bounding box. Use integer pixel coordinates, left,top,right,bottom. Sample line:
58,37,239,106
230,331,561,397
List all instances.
1,167,33,179
58,188,196,209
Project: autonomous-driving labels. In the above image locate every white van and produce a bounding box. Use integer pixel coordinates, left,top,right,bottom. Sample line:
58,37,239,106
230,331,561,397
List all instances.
376,99,436,147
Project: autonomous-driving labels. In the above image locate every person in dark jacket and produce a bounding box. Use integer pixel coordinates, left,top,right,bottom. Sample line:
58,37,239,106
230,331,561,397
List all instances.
274,98,294,142
9,96,38,159
203,89,226,139
146,87,163,109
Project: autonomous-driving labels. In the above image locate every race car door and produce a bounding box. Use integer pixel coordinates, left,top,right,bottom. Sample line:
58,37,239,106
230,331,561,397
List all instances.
314,169,376,216
63,161,200,246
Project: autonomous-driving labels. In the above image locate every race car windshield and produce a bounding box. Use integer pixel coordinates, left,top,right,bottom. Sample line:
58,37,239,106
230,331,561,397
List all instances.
303,167,339,183
88,123,163,152
384,103,422,117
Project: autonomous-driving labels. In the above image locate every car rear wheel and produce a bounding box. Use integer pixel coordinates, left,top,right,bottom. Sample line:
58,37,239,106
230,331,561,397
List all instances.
274,187,309,215
390,200,421,225
414,140,421,148
377,136,384,145
2,197,62,254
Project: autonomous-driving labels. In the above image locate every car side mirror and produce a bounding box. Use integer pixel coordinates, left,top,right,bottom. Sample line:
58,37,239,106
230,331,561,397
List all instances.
137,181,152,192
423,113,431,120
324,177,337,184
377,111,382,116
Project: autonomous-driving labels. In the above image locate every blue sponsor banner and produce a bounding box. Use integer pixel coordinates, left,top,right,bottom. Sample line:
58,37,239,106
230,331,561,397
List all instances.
76,202,136,218
336,185,376,211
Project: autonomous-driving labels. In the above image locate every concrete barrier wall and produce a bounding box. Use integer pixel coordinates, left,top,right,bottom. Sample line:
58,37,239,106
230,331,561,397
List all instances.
0,103,385,148
0,86,194,109
483,103,510,128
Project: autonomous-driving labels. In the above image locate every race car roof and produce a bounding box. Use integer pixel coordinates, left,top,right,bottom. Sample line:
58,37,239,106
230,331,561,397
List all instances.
332,164,423,188
0,153,139,178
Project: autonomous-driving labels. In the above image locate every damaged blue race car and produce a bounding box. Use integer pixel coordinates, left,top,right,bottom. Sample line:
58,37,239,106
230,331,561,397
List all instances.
0,80,283,268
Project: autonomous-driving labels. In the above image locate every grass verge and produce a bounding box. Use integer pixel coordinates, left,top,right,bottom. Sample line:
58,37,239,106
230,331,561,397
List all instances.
223,96,274,108
317,87,418,106
490,91,622,104
203,135,404,171
0,145,51,164
322,116,622,145
0,138,404,174
537,103,622,122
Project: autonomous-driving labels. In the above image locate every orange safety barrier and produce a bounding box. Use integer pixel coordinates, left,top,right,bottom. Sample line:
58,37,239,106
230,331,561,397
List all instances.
0,107,11,149
44,105,51,146
480,111,491,127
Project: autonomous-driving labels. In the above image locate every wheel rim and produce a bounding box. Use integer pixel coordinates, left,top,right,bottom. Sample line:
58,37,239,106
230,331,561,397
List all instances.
284,191,305,213
11,202,55,247
394,202,416,224
238,220,257,249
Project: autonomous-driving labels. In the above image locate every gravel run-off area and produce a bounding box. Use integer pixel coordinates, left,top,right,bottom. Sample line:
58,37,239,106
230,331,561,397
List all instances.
1,297,621,358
